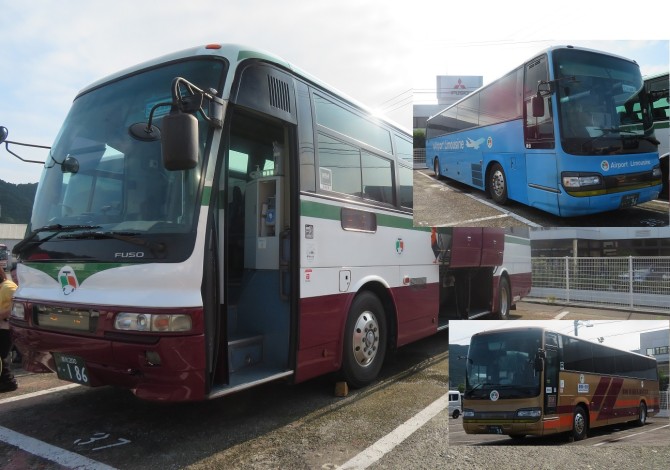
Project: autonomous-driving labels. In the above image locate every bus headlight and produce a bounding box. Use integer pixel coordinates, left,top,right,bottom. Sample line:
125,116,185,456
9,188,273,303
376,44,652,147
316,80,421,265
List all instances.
115,312,192,332
562,172,603,189
10,302,26,321
652,165,662,178
463,409,475,418
515,408,542,418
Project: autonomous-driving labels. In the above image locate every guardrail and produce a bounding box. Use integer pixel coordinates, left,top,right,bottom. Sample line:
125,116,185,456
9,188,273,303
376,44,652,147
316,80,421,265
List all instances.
528,256,670,314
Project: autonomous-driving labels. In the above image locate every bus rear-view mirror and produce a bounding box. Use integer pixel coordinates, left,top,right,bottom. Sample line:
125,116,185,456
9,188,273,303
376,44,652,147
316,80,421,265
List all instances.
161,109,199,171
531,95,545,117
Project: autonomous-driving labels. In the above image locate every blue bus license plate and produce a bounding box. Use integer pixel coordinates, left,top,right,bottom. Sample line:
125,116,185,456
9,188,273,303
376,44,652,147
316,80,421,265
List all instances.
54,353,90,386
620,193,639,208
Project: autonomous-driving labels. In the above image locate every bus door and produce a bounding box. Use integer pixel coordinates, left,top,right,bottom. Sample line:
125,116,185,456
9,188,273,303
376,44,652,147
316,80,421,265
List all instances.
211,64,298,393
543,332,560,416
523,55,559,213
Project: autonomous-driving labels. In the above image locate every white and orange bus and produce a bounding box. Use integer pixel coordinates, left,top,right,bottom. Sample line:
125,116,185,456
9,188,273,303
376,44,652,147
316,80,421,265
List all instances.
462,326,660,441
9,44,530,402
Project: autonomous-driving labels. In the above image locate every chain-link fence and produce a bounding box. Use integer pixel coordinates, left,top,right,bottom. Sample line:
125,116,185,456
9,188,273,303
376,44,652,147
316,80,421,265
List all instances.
529,256,670,314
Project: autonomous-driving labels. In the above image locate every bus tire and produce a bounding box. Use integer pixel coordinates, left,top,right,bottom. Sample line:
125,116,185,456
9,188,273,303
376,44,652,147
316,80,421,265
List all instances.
433,158,441,179
572,406,588,441
636,402,647,426
508,434,526,440
488,163,508,204
341,291,387,389
496,276,511,320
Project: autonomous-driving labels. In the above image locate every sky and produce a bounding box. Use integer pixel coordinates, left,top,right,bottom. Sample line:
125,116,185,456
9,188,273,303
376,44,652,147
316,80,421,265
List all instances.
449,319,670,353
1,1,669,185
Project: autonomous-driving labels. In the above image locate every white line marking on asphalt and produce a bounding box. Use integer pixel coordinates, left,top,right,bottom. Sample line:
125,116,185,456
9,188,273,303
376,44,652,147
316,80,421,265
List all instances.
338,392,449,469
416,170,542,228
592,424,670,446
0,426,117,470
553,311,570,320
0,383,80,405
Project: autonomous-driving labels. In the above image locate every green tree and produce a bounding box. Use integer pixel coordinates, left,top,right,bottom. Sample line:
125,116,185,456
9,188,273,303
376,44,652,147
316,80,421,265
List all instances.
413,129,425,149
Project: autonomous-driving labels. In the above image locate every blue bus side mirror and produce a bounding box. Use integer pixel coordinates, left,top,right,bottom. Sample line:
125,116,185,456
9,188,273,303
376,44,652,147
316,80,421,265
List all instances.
161,108,199,171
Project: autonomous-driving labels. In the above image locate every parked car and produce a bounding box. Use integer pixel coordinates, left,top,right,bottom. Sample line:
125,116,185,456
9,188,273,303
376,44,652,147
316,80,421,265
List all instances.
448,390,462,419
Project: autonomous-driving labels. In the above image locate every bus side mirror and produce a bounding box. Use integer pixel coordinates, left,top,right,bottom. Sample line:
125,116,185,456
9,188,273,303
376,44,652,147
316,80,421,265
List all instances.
161,108,199,171
531,94,545,117
534,349,546,372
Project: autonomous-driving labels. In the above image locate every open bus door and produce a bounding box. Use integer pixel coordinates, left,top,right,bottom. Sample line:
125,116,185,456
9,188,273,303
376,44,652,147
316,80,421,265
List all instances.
206,64,300,396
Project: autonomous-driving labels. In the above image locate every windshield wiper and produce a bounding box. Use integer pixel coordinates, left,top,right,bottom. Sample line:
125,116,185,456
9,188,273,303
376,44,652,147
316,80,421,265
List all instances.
12,224,102,256
58,230,166,254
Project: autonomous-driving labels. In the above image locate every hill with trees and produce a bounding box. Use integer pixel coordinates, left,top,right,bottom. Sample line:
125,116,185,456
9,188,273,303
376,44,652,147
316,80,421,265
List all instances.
0,179,37,223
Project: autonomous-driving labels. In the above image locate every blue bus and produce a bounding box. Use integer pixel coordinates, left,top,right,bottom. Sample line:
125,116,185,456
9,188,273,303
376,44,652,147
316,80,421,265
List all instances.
426,45,663,217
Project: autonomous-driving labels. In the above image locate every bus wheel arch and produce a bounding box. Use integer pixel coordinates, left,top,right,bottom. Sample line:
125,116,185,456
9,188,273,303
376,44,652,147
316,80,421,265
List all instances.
487,162,508,204
636,401,647,426
341,287,392,388
571,405,589,441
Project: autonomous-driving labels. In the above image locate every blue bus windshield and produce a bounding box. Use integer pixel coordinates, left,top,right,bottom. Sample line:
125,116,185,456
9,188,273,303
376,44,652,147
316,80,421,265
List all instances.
553,48,656,156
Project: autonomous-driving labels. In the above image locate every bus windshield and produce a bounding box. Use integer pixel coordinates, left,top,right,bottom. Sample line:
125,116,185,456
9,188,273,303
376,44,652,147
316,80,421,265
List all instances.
30,59,225,239
465,329,542,399
553,48,656,156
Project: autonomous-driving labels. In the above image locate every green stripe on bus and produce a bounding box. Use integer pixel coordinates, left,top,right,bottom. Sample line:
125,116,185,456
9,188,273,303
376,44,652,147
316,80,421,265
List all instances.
300,199,427,231
24,262,130,284
201,186,212,206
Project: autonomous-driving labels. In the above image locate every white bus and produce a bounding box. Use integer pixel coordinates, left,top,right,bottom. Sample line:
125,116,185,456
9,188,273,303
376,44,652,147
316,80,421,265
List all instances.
10,44,530,402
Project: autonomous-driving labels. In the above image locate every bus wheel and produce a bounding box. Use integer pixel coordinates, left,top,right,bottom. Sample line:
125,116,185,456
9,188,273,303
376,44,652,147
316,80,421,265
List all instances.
508,434,526,440
489,163,508,204
496,276,510,320
433,159,441,179
636,402,647,426
572,406,588,441
342,292,387,389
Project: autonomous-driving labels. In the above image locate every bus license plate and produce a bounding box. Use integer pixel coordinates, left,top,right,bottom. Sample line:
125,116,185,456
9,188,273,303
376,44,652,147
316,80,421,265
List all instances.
620,193,639,208
487,425,503,434
54,353,90,386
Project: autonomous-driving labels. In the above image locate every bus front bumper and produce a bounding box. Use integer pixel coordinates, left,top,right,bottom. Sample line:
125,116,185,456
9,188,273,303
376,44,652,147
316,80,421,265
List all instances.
11,325,208,402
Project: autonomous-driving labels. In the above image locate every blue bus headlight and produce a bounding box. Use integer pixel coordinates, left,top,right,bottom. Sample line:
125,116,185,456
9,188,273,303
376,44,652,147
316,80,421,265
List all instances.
652,165,662,178
515,408,542,418
562,173,602,188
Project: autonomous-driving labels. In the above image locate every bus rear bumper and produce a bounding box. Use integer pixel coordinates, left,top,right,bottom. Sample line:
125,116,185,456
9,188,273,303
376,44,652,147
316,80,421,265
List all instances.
12,326,208,402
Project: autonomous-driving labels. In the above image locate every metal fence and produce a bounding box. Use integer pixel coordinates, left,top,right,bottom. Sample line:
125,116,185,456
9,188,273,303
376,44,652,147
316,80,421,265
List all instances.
661,390,669,415
413,148,427,169
528,256,670,314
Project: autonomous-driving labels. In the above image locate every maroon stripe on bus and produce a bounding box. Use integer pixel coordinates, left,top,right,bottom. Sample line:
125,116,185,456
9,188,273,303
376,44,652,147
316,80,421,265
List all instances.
591,376,612,412
596,377,625,421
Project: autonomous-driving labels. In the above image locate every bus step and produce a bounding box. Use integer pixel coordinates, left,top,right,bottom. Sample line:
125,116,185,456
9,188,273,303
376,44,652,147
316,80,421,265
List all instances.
228,335,263,373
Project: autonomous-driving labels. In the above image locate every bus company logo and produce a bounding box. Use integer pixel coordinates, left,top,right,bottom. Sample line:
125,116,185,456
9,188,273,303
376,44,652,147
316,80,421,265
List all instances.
489,390,499,401
395,238,404,255
58,266,79,295
601,160,610,172
487,136,493,149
